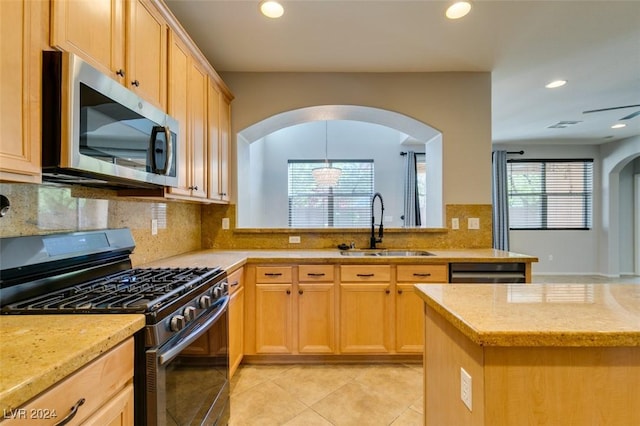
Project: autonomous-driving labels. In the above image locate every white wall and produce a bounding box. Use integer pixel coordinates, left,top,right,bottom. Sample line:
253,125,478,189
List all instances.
500,144,601,275
245,120,411,227
501,137,640,276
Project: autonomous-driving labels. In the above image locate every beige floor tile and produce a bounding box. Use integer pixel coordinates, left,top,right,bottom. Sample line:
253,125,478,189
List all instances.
272,365,356,405
311,381,408,426
231,364,293,395
230,380,307,425
354,364,423,406
390,407,423,426
282,408,334,426
409,395,423,415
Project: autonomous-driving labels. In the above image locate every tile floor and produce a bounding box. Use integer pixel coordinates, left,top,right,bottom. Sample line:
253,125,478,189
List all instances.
229,363,423,426
228,275,639,425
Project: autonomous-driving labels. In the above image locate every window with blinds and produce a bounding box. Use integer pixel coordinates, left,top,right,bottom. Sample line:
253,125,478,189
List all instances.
507,159,593,230
288,160,374,228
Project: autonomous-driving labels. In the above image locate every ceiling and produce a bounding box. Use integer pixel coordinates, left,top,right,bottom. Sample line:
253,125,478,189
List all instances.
165,0,640,146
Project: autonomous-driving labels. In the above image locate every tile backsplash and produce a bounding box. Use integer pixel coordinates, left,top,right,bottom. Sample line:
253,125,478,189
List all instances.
0,182,493,265
202,204,493,249
0,183,201,266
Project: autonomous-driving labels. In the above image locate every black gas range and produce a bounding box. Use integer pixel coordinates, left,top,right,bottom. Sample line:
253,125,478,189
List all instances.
0,228,230,425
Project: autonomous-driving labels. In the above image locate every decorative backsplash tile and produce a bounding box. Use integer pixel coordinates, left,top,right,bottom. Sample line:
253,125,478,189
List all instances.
0,183,201,266
0,183,493,265
201,204,493,249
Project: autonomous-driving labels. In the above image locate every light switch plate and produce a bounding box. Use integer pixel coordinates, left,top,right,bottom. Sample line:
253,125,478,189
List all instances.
222,218,230,230
289,236,301,244
468,218,480,230
151,219,158,236
452,218,459,230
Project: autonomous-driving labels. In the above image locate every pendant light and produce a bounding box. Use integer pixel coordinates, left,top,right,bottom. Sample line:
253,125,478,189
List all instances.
312,121,342,187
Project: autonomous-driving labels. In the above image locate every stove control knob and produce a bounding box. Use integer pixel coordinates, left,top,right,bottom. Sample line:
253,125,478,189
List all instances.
170,315,186,332
199,295,212,309
213,287,223,298
221,282,229,292
183,306,197,321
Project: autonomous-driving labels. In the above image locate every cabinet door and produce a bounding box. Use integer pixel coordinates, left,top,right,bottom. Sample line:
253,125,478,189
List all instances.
50,0,125,83
395,283,424,353
0,0,42,183
207,79,221,200
255,284,293,354
298,283,335,354
126,0,166,108
166,31,191,197
187,60,208,199
229,285,244,377
207,80,231,203
340,283,392,353
218,94,231,202
81,384,134,426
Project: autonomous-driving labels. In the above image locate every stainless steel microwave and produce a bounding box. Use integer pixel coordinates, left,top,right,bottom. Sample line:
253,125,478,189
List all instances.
42,51,179,188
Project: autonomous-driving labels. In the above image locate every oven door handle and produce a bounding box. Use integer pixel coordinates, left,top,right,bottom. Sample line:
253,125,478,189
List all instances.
157,295,229,366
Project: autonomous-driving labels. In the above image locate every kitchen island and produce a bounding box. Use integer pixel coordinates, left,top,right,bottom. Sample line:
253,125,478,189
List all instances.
415,283,640,425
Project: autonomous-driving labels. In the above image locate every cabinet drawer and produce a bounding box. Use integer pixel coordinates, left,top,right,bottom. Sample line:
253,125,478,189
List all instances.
341,265,391,282
256,266,293,283
227,268,244,294
397,265,448,283
4,337,134,425
299,265,334,282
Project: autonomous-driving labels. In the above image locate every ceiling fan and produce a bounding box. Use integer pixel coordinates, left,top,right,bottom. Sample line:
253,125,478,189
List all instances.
583,104,640,120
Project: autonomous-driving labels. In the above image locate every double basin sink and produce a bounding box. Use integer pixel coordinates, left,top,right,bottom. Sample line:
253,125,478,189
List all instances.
339,250,435,257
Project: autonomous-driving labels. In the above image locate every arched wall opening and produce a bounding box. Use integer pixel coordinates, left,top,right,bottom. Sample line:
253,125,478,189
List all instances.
236,105,443,229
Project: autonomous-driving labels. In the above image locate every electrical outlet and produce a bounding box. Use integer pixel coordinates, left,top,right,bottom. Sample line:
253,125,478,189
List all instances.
468,218,480,230
452,218,459,230
289,236,301,244
151,219,158,236
461,367,472,411
222,218,230,230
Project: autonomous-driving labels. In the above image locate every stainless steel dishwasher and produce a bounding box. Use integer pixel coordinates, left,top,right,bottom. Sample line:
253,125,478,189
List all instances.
449,263,526,283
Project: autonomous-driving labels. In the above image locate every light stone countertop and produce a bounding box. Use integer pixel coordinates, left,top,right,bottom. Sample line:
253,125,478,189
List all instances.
140,248,538,271
415,283,640,347
0,314,145,413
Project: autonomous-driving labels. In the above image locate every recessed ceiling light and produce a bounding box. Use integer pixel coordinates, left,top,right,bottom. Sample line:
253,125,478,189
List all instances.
611,123,627,129
446,1,472,20
545,80,567,89
259,0,284,19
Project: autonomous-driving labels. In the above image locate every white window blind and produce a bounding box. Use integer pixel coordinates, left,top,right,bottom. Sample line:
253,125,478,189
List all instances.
288,160,374,228
507,159,593,230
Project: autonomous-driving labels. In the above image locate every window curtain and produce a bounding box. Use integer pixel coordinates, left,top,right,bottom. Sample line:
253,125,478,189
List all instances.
403,151,421,227
492,150,510,250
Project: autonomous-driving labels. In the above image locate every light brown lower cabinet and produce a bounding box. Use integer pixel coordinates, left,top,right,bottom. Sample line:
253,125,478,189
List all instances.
4,337,134,426
254,265,335,355
246,262,451,358
228,268,244,377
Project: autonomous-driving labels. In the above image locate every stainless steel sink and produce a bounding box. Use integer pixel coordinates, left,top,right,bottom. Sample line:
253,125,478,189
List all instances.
339,250,435,257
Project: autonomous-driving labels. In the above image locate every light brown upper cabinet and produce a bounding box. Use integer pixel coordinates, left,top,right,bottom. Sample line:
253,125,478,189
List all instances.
207,79,231,203
166,31,207,200
0,0,46,183
50,0,125,83
51,0,167,109
125,0,167,109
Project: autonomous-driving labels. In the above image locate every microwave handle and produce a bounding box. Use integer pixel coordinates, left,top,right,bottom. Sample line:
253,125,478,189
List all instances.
150,125,173,175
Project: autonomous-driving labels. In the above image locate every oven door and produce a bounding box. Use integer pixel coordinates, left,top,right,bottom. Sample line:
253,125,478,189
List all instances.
146,296,230,426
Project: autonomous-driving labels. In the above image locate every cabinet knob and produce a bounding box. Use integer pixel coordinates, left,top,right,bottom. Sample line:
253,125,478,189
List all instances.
116,69,125,77
286,289,291,295
298,289,303,295
398,289,403,294
385,289,391,294
189,185,199,191
131,79,140,87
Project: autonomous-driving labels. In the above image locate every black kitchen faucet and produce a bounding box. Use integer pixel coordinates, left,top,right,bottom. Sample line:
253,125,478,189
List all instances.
370,192,384,249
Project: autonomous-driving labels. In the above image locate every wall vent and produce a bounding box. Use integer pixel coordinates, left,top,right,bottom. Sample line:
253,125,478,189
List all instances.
548,121,582,129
